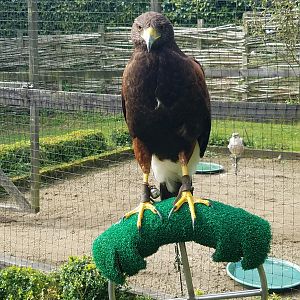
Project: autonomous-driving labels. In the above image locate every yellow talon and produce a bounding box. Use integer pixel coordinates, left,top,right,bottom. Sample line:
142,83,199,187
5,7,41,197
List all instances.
124,201,162,229
171,191,210,225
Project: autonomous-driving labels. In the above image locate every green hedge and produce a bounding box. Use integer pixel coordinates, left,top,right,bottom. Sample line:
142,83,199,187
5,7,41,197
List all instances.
0,266,58,300
0,0,257,37
110,129,132,147
0,130,108,177
0,256,151,300
0,256,284,300
162,0,253,26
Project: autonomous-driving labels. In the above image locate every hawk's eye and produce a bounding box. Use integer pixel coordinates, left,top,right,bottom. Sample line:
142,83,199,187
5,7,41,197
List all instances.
137,25,142,31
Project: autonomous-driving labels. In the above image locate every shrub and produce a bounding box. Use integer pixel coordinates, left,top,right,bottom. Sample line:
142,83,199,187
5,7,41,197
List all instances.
0,256,153,300
163,0,254,26
58,256,152,300
0,142,31,177
0,129,108,177
0,0,258,37
59,256,109,300
110,129,132,147
0,1,149,37
40,130,108,166
0,266,59,300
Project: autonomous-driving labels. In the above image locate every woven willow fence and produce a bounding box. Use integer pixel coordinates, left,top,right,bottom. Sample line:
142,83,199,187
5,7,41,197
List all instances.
0,13,299,102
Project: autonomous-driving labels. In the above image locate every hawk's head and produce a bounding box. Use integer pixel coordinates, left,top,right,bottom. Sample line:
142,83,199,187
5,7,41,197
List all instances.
131,12,174,52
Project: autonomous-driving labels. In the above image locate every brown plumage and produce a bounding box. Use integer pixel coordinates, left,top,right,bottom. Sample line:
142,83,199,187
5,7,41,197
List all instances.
122,12,211,229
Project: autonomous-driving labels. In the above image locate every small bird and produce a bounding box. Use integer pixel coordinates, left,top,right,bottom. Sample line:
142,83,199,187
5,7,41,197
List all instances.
228,133,244,175
122,12,211,230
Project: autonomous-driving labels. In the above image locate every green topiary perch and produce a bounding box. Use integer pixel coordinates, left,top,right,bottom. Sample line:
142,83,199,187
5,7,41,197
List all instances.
92,198,271,285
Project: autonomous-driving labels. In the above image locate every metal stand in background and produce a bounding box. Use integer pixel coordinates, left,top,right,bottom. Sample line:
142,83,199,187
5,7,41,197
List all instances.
174,243,184,295
108,242,268,300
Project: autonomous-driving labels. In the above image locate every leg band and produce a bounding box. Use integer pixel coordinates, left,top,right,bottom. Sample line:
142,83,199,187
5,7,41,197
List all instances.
181,175,192,192
141,183,151,202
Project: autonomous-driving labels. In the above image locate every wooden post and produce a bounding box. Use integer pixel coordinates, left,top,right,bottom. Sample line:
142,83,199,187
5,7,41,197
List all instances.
17,30,24,49
197,19,204,50
98,24,105,44
242,12,250,101
150,0,162,13
28,0,40,212
55,31,63,91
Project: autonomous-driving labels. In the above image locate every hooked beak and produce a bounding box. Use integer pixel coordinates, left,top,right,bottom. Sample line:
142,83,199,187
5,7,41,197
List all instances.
141,27,161,52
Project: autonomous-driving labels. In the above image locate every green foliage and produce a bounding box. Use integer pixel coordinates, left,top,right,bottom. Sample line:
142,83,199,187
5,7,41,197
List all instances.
0,0,27,36
40,130,108,166
0,130,108,177
162,0,254,25
0,266,59,300
255,292,292,300
269,293,292,300
194,288,205,296
0,256,153,300
0,0,149,37
210,119,299,151
59,256,109,300
250,0,300,70
0,141,31,177
209,134,229,147
110,129,132,147
0,0,258,37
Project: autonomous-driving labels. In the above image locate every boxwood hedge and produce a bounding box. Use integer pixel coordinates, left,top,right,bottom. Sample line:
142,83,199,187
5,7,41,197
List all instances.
0,256,151,300
0,130,108,177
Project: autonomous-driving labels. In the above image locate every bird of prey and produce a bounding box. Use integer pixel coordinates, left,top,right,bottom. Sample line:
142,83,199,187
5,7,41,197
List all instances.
228,132,244,175
122,12,211,229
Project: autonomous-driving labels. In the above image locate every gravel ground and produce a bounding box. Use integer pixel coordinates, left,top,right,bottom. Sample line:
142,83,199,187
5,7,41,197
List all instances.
1,154,299,299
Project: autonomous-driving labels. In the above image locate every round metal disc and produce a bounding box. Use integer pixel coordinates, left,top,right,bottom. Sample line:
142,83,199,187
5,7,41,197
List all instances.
226,257,300,290
196,162,224,174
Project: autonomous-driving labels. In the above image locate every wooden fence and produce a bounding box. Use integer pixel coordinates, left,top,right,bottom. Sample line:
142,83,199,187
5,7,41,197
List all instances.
1,86,299,122
1,11,299,213
0,13,299,103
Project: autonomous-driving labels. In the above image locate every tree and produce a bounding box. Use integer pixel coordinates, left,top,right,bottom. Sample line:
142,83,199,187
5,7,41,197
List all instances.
250,0,300,102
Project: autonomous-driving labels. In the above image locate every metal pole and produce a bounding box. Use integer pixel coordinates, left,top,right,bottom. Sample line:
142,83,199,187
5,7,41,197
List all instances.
257,264,268,300
178,242,195,300
108,281,116,300
150,0,162,13
28,0,40,212
168,289,263,300
168,264,268,300
107,255,267,300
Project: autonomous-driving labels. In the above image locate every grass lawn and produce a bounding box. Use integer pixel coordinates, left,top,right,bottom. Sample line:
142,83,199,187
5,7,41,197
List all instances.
0,109,299,152
210,119,300,152
0,110,126,146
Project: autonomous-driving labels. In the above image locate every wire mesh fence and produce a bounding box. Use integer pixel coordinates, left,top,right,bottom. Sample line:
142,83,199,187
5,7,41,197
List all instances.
0,0,299,299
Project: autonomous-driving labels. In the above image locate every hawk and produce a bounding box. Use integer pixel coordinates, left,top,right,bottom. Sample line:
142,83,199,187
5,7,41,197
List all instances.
122,12,211,229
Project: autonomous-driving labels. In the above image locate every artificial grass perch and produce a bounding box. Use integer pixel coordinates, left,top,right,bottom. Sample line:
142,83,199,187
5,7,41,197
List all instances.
93,198,271,285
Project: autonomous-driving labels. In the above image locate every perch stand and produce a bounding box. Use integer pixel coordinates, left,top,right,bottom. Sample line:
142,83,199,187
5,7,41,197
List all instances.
93,198,271,300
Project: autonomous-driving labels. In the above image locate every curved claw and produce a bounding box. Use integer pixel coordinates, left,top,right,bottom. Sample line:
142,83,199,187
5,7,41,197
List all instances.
168,192,211,227
124,201,162,230
155,208,163,221
168,205,176,220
